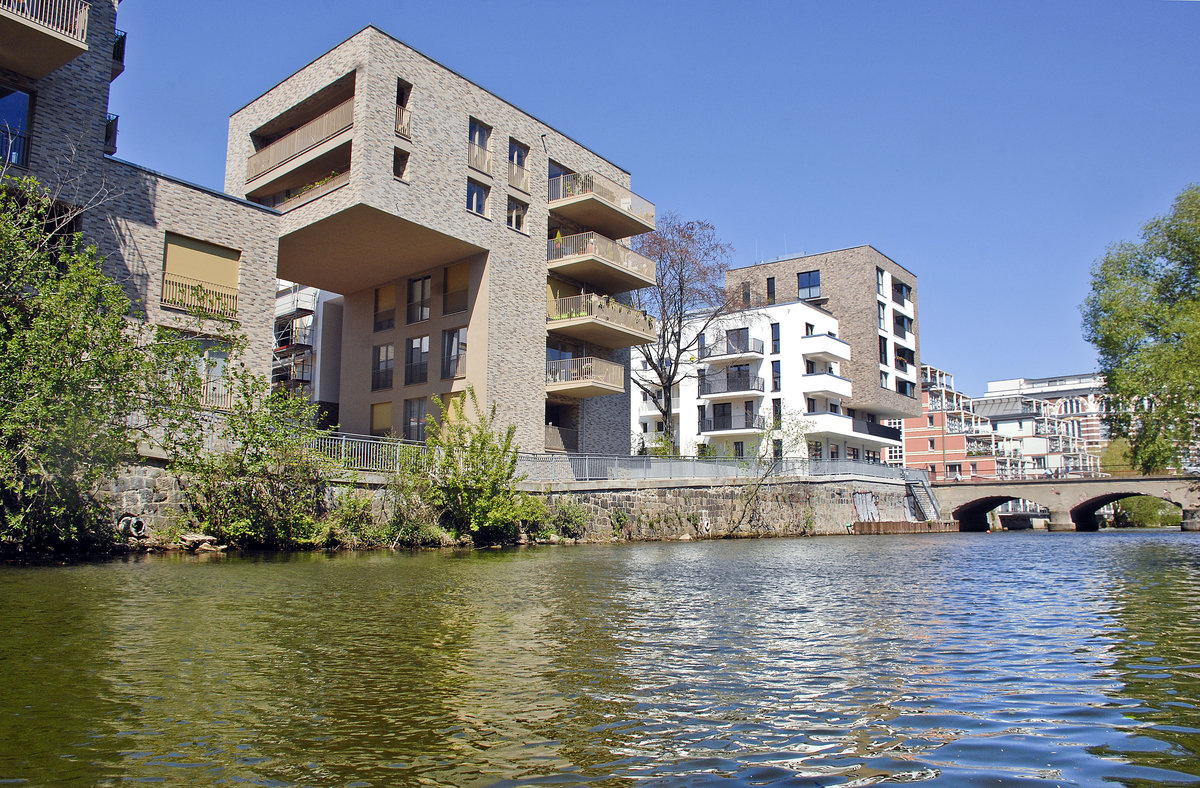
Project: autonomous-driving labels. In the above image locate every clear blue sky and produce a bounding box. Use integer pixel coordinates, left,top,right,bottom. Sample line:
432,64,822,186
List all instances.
108,0,1200,396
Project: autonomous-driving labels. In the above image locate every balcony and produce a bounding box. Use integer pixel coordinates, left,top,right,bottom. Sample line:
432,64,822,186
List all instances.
509,160,529,192
547,171,655,239
545,424,579,453
797,332,851,364
275,289,318,318
104,114,118,156
246,97,353,183
395,105,412,139
0,0,88,79
853,419,902,443
370,368,393,391
161,272,238,319
545,356,624,398
275,170,350,213
699,336,765,364
468,142,492,175
802,371,852,400
700,413,766,435
547,294,656,349
110,28,125,79
441,353,466,380
546,231,656,293
698,373,765,399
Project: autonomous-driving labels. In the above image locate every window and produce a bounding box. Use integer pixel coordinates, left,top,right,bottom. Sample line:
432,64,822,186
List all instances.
876,267,885,296
773,439,784,461
970,462,978,475
830,444,839,460
771,360,781,392
395,80,413,137
641,422,648,433
927,415,935,427
507,197,527,232
728,327,749,353
370,402,392,438
406,276,431,323
770,323,780,354
374,285,395,332
805,359,815,374
866,450,879,463
466,179,488,215
697,405,706,432
892,279,911,305
403,397,427,442
160,234,241,318
929,438,936,451
0,86,32,167
734,441,745,459
371,344,394,390
404,335,429,385
508,139,529,191
467,118,491,172
895,345,915,372
806,397,815,413
893,313,913,338
897,379,916,397
797,270,820,299
443,262,468,314
766,277,775,305
880,371,889,389
879,336,888,365
772,398,782,427
878,302,886,329
392,148,409,179
848,447,859,460
441,327,467,379
809,441,823,458
804,322,815,336
947,463,962,477
741,281,750,307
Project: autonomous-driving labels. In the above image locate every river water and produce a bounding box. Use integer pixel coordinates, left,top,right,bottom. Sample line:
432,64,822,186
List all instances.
2,531,1200,786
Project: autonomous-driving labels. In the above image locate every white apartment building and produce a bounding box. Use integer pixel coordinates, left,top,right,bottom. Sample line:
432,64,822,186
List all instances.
632,300,903,462
984,373,1108,452
971,394,1100,476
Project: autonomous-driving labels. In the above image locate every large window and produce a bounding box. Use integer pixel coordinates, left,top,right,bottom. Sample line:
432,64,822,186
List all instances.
370,402,392,438
771,360,781,392
507,197,527,232
508,138,529,191
892,279,912,305
766,277,775,305
468,118,491,173
403,397,426,442
466,179,488,215
797,270,820,300
407,275,431,323
374,285,395,332
897,379,916,397
404,335,429,385
893,313,912,338
441,327,467,379
371,344,394,390
876,267,885,296
770,322,780,354
0,86,32,167
161,233,241,318
879,335,888,365
443,262,468,315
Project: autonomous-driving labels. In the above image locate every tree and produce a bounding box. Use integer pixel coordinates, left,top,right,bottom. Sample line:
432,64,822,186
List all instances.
1082,185,1200,473
0,175,209,554
630,212,734,452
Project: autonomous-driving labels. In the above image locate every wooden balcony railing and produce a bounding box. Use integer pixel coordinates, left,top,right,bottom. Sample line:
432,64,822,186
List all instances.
395,105,412,139
246,97,353,182
468,141,492,174
508,160,528,192
161,272,238,319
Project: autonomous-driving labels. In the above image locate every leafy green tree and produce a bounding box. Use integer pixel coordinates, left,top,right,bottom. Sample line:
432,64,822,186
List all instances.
424,387,545,543
0,176,208,555
1083,185,1200,473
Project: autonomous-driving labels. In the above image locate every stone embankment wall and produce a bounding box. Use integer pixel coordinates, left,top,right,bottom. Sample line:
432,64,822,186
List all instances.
98,463,940,542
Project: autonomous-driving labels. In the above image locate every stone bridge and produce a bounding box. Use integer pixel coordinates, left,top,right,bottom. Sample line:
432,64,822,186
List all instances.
933,476,1200,532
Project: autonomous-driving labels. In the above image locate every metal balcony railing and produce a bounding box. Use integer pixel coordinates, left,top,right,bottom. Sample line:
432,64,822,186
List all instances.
547,171,655,227
246,97,353,182
0,0,88,41
404,361,428,386
443,288,468,315
546,231,655,281
112,28,126,64
370,368,393,391
395,105,412,139
441,353,465,380
700,413,766,433
545,356,623,388
698,336,765,360
698,374,765,396
467,142,492,174
548,293,655,336
161,272,238,319
509,160,529,191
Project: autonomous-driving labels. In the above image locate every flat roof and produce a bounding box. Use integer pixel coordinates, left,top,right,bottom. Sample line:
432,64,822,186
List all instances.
728,244,919,279
106,157,280,214
231,25,629,176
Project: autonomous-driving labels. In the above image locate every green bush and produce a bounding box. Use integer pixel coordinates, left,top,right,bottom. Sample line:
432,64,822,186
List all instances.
313,487,397,549
545,497,588,540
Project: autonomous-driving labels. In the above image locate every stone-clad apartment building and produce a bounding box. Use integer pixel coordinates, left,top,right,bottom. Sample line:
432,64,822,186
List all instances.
224,26,656,453
1,0,279,382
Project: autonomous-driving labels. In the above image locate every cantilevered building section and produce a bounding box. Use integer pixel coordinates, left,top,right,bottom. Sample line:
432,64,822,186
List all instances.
226,27,655,453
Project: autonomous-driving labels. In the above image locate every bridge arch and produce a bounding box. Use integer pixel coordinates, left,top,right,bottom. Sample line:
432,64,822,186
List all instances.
953,496,1030,532
1070,492,1182,531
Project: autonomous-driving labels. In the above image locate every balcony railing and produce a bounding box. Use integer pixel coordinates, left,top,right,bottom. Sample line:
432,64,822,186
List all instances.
406,298,430,324
112,28,126,64
468,142,492,174
246,97,353,182
545,424,579,453
0,0,88,42
545,356,623,388
161,272,238,319
548,293,655,336
395,105,412,139
509,160,529,192
443,288,468,315
2,131,28,168
200,383,233,412
852,419,902,442
275,170,350,213
404,361,428,386
698,373,765,396
441,353,466,380
547,171,655,227
104,114,118,155
371,368,393,391
698,336,765,360
700,413,766,433
546,231,655,282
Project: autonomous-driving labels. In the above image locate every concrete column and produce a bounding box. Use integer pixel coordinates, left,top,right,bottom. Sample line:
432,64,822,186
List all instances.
1047,509,1076,532
1182,510,1200,531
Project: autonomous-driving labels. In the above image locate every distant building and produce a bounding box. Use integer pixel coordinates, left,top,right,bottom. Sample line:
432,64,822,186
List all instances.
983,374,1108,452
